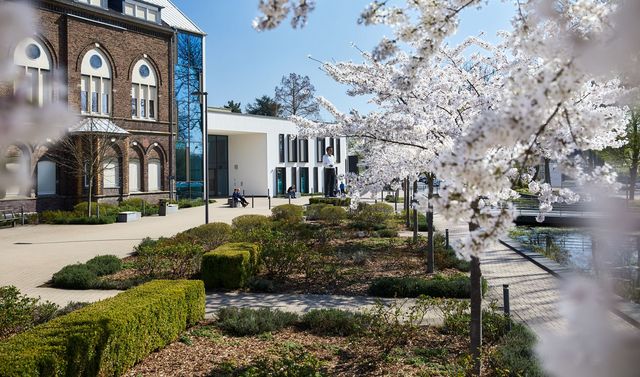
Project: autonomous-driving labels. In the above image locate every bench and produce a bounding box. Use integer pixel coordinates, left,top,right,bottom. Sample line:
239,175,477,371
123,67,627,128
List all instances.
0,211,18,227
117,211,141,223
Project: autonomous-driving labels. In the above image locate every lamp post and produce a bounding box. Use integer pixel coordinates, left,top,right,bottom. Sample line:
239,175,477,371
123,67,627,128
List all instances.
192,90,209,224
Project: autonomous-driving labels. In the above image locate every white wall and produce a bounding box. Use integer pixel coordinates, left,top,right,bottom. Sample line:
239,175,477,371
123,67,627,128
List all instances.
228,133,267,195
208,110,347,197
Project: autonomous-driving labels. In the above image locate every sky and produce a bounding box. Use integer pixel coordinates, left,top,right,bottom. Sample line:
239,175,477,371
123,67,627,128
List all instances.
172,0,516,119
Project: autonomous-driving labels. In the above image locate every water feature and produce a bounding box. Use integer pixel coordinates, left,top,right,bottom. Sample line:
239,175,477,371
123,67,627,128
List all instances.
508,227,640,302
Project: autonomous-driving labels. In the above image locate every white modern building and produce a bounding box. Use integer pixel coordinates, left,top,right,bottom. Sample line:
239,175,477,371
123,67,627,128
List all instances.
207,109,347,197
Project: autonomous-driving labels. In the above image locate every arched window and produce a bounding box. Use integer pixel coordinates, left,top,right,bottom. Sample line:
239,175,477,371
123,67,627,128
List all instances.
37,160,56,196
103,157,120,188
148,158,162,191
131,59,157,120
128,158,141,192
13,37,53,106
81,49,111,115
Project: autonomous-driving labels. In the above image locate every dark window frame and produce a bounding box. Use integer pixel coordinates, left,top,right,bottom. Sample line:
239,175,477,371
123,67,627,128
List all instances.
316,137,326,163
278,134,285,163
287,135,298,162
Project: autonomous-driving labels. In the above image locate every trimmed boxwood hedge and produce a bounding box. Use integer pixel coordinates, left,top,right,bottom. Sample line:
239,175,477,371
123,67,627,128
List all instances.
0,280,204,377
368,274,488,298
201,243,260,289
308,197,351,207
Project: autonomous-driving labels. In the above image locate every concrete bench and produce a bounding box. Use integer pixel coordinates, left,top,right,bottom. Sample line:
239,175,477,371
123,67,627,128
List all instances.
159,203,179,216
117,211,141,223
227,198,238,208
0,211,17,227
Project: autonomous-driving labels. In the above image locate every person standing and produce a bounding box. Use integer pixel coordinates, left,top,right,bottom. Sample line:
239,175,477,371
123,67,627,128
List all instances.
322,146,337,197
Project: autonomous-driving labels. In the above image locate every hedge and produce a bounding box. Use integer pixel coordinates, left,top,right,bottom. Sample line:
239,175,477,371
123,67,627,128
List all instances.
368,274,488,298
0,280,204,377
308,197,351,207
201,243,259,289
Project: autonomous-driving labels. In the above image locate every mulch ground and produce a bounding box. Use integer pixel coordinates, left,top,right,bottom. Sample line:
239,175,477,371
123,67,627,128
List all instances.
125,320,475,377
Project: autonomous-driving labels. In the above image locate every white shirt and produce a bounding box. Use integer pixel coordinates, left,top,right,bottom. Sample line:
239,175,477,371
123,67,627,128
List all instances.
322,154,335,168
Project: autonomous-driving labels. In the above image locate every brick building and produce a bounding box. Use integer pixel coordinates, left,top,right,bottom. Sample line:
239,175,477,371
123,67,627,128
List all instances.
0,0,205,212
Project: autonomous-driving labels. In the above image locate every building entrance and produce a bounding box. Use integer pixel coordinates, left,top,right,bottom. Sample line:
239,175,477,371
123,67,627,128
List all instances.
208,135,229,197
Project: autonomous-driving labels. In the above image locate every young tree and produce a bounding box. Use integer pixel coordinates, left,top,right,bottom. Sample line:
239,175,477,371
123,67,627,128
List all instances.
245,95,280,116
49,118,128,217
274,72,319,118
223,100,242,113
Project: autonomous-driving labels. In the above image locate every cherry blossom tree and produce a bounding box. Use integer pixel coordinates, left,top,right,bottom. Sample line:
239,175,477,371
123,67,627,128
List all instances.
255,0,640,375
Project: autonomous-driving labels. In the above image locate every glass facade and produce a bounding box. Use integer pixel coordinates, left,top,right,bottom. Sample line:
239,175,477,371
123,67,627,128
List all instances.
175,32,204,199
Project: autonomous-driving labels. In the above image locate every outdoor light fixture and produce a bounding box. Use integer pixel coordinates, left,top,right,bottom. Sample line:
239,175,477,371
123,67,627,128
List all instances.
153,142,158,146
110,137,116,143
132,141,137,146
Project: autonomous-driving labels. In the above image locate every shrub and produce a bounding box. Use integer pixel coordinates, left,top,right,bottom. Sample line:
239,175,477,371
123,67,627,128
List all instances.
304,203,329,221
85,255,122,276
300,309,368,336
318,205,347,225
351,202,395,230
261,231,307,279
175,222,232,251
177,198,205,208
73,201,119,216
51,264,98,289
231,214,273,243
119,198,159,216
40,211,117,225
216,307,298,336
308,197,351,206
384,194,402,203
376,227,399,238
133,237,160,254
136,242,204,279
492,323,543,377
0,286,59,339
248,278,276,293
271,204,304,224
240,345,327,376
201,243,256,289
368,274,487,298
434,233,470,272
0,280,205,377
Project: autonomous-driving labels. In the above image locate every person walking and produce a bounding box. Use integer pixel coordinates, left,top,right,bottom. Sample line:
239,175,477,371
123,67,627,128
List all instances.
322,146,337,197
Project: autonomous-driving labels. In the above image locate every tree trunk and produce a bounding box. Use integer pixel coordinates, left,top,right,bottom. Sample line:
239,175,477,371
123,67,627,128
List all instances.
469,219,482,376
413,180,418,242
87,179,92,217
405,177,410,228
544,158,551,184
427,173,435,273
630,161,638,201
470,255,482,376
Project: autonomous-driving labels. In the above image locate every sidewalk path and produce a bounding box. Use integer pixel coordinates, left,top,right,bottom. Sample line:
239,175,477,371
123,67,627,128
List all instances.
0,197,308,306
432,214,639,335
204,292,442,325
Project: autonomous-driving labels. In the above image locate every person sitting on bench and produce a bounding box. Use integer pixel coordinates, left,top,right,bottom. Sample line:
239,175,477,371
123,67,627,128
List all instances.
232,188,249,207
287,185,297,199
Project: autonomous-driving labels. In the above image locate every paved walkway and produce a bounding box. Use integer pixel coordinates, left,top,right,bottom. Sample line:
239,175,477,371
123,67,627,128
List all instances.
0,197,308,305
204,292,442,325
432,215,639,335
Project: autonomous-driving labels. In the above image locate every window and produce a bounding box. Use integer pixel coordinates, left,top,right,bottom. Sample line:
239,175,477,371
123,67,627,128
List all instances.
13,38,53,107
278,134,285,163
299,168,309,193
129,159,141,192
316,138,326,162
37,160,56,196
329,138,335,152
123,0,162,24
148,159,162,191
81,49,111,116
131,59,157,121
299,138,309,162
75,0,107,8
275,168,286,195
336,138,341,163
103,158,120,188
313,167,318,194
291,167,297,190
287,135,298,162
